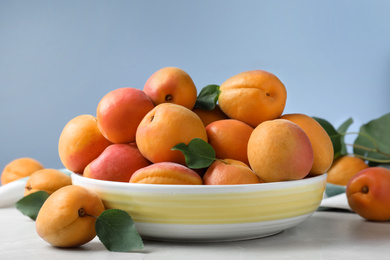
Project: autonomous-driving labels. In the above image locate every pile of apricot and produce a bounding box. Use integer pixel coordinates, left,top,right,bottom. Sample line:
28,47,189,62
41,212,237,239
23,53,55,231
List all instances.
5,67,390,250
57,67,334,185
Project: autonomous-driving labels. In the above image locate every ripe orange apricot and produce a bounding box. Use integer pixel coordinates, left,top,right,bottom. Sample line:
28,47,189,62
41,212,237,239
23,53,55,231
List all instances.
192,105,229,127
36,185,105,247
135,103,208,165
280,113,334,175
1,157,44,185
130,162,203,185
346,167,390,221
83,143,151,182
206,119,253,166
219,70,287,127
58,114,112,174
97,87,155,144
24,169,72,196
143,67,198,110
327,155,369,186
248,119,313,182
203,159,261,185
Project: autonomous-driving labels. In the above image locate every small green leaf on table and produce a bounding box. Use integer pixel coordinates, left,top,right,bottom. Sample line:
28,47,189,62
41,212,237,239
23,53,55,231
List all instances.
15,191,50,221
96,209,144,252
194,84,221,110
172,138,216,169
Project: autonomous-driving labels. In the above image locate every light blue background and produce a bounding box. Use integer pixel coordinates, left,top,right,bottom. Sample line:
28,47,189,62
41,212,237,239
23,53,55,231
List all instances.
1,0,389,171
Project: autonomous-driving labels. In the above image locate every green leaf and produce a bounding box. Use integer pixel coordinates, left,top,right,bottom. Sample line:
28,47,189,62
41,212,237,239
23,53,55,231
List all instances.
15,191,50,221
337,117,353,134
172,138,216,169
96,209,144,252
337,117,353,156
325,183,346,197
312,117,343,159
353,113,390,166
194,84,221,110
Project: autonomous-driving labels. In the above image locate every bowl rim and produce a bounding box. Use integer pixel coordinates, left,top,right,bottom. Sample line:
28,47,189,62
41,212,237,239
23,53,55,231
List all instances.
71,171,327,194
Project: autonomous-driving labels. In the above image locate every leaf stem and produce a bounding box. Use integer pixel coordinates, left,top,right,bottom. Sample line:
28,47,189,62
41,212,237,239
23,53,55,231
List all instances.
337,131,390,160
350,153,390,163
345,143,390,159
346,143,376,153
339,131,380,151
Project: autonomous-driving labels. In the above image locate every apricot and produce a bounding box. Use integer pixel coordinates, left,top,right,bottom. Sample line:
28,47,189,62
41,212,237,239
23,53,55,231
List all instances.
143,67,198,110
346,167,390,221
1,157,44,185
206,119,253,166
24,169,72,196
96,87,155,144
247,119,314,182
327,155,369,186
203,159,261,185
192,105,229,127
218,70,287,127
130,162,203,185
58,114,112,174
36,185,105,247
136,103,208,165
280,113,334,175
83,143,151,182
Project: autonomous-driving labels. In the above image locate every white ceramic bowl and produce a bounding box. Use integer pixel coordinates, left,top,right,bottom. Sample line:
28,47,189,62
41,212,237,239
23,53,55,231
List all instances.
71,173,327,242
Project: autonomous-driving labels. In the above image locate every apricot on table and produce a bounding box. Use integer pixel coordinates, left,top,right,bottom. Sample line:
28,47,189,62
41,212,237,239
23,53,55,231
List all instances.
247,119,314,182
218,70,287,127
130,162,203,185
346,167,390,221
1,157,44,185
203,159,261,185
143,67,198,110
58,114,112,174
83,143,151,182
280,113,334,175
206,119,253,166
24,168,72,196
136,103,208,165
97,87,155,144
36,185,105,248
327,155,369,186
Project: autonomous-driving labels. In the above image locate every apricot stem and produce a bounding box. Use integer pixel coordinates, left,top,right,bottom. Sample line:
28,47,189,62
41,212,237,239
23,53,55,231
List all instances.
165,95,172,102
78,208,97,218
78,208,86,217
217,158,227,164
361,186,369,194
